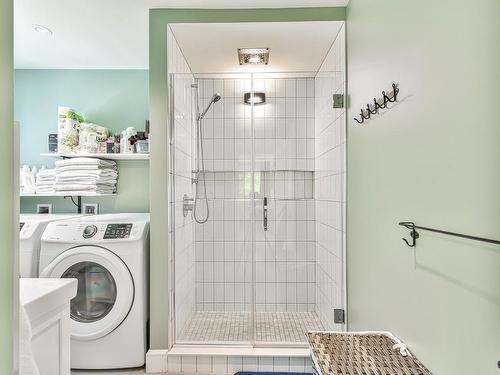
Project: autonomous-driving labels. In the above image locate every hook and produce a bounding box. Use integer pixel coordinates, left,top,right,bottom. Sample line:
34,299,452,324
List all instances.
367,103,377,115
354,83,399,125
399,221,419,247
374,97,385,110
383,83,399,103
392,83,400,98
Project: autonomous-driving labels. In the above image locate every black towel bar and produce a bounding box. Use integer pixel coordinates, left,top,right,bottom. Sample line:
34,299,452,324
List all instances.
398,221,500,247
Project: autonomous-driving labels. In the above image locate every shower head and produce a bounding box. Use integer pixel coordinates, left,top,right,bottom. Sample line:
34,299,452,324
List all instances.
198,93,221,120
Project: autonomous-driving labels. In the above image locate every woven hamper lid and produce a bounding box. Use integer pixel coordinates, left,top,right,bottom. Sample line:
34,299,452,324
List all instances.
307,332,432,375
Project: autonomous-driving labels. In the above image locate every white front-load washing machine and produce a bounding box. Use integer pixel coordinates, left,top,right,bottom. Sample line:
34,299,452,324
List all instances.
19,214,82,277
39,213,150,369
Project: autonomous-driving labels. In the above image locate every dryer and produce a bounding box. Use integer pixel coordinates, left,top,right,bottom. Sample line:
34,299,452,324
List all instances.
19,214,82,277
39,213,150,369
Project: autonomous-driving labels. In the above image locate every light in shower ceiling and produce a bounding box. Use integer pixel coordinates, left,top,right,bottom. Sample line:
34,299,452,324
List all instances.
238,48,270,65
244,92,266,105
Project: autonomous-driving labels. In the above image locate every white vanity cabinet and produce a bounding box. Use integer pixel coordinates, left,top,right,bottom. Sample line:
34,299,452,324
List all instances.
20,278,77,375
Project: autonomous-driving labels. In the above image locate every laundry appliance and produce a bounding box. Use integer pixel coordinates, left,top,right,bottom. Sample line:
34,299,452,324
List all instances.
39,213,150,369
19,214,82,277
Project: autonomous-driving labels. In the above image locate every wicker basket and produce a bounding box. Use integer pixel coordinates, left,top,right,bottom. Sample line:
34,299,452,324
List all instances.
307,331,432,375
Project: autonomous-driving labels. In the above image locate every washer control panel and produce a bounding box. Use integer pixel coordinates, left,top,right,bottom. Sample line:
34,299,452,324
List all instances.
43,218,148,243
103,224,133,239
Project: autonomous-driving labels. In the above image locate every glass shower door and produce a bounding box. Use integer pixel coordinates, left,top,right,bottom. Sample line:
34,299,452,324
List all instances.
172,73,256,345
251,74,322,346
171,71,344,348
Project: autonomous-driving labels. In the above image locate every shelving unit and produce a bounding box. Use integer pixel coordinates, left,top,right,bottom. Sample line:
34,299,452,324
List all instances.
40,152,149,160
20,192,116,197
21,153,130,213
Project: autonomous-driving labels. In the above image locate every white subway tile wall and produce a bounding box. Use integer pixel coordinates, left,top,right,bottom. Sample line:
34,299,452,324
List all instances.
198,77,315,172
314,24,346,330
168,26,196,340
193,78,317,317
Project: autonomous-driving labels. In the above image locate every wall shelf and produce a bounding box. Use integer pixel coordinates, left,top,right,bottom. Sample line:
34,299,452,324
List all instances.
20,192,116,197
40,152,149,161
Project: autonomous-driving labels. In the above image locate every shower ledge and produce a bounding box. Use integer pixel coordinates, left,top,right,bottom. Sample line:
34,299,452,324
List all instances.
169,345,310,357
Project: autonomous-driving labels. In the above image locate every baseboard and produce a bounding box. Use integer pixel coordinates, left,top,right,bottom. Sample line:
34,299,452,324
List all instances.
146,349,167,373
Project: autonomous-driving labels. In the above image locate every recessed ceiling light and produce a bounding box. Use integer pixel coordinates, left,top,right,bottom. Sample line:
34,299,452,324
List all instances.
244,92,266,105
238,48,270,65
33,24,53,35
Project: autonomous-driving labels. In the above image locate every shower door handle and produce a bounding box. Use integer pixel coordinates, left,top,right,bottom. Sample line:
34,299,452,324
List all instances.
263,197,268,231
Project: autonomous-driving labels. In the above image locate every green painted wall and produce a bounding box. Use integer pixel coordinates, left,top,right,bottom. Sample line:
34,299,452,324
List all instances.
0,0,14,372
149,7,346,349
15,69,150,214
346,1,500,373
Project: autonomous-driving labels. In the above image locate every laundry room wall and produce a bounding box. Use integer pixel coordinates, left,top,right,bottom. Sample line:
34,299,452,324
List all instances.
346,0,500,373
0,0,14,373
15,69,150,214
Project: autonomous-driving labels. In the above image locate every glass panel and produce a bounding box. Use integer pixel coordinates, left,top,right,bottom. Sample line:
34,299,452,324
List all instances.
170,72,196,344
251,73,329,346
172,73,254,344
171,69,346,346
62,261,117,323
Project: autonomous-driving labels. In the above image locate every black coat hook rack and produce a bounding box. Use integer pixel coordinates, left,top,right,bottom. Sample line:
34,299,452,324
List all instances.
354,83,399,124
398,221,500,248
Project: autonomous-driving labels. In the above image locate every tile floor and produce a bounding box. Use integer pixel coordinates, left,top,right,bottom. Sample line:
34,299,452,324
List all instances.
178,311,324,343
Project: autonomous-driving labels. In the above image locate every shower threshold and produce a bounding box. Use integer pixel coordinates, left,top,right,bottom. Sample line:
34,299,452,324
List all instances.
177,311,324,346
169,344,311,358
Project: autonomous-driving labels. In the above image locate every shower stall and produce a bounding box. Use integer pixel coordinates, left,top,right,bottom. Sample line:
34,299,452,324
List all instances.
168,22,346,350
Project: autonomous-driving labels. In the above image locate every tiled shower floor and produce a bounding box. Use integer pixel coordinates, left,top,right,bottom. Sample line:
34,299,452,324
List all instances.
178,311,324,344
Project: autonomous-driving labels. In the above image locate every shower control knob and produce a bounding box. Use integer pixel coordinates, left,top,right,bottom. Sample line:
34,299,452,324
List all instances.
83,225,98,238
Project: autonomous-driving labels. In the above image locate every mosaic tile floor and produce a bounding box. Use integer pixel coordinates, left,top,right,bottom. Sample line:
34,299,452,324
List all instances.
178,311,324,343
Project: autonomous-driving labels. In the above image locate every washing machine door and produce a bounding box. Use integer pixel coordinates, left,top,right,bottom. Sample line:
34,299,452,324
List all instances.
40,245,134,341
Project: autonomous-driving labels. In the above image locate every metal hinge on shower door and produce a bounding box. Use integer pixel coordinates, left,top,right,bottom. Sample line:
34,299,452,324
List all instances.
334,309,345,324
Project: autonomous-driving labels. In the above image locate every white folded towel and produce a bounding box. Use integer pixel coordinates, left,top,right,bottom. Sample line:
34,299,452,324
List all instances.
56,169,118,178
36,169,56,185
55,158,116,168
49,158,118,195
56,177,117,186
55,165,118,173
35,181,55,187
36,185,55,191
36,176,56,185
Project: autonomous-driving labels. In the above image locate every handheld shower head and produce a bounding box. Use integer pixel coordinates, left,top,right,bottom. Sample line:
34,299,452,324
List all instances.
198,93,221,120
